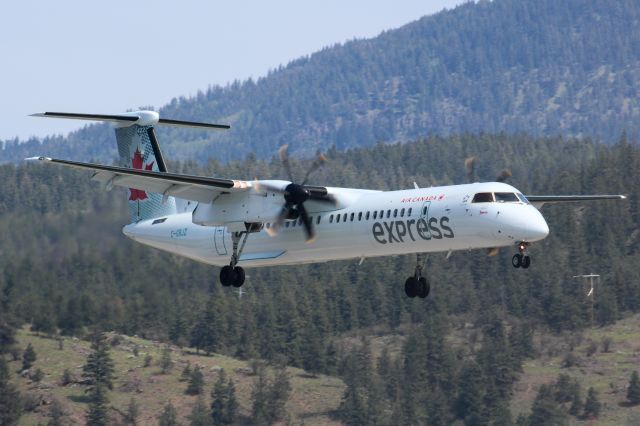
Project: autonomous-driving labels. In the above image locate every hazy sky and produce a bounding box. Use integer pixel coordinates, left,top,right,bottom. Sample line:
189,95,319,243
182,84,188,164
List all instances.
1,1,464,141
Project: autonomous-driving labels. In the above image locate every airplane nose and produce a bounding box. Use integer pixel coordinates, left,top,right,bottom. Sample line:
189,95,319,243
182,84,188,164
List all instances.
527,213,549,241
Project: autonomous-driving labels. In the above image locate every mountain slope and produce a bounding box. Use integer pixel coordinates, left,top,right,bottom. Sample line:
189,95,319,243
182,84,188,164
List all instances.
3,0,640,164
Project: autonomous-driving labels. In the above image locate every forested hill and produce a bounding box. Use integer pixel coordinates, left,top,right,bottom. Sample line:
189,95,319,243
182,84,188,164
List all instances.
3,0,640,164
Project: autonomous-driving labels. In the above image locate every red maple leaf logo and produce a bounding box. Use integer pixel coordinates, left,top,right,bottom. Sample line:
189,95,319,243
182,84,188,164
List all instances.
129,147,154,201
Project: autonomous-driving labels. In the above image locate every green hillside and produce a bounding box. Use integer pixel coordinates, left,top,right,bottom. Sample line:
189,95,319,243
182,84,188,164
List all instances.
1,133,639,424
3,0,640,164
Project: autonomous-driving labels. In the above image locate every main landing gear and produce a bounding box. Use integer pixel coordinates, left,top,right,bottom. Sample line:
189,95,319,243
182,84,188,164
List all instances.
220,231,249,287
511,242,531,269
404,253,430,299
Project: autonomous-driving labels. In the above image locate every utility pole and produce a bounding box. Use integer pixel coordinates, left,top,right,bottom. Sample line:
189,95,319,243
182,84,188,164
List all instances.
573,274,600,327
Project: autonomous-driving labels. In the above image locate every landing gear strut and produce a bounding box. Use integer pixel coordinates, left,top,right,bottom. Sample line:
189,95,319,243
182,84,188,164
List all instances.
404,253,430,299
220,231,249,287
511,242,531,269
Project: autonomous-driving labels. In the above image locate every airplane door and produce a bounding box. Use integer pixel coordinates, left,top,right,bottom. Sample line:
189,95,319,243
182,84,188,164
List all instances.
214,227,228,256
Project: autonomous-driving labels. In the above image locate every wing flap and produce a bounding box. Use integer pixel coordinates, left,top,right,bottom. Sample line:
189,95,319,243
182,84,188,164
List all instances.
26,156,250,203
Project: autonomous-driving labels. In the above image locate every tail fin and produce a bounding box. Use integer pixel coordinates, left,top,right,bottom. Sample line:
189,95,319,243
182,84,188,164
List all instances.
31,111,230,223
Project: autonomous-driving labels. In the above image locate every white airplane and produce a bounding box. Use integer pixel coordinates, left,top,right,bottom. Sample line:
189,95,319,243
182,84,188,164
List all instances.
27,111,626,298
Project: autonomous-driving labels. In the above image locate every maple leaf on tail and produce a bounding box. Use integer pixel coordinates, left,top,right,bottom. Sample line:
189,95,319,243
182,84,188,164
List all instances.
128,147,155,201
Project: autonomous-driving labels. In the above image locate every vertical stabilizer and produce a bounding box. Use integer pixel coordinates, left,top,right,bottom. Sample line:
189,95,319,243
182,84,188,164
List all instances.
114,124,177,222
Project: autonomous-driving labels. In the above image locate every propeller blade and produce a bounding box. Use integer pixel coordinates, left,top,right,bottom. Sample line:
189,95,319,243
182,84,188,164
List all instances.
464,156,476,183
266,204,291,237
301,151,327,186
308,192,338,206
278,144,295,182
496,169,512,183
253,180,285,195
297,203,316,243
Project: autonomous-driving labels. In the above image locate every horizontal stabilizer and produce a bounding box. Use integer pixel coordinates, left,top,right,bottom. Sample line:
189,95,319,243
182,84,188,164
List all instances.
31,111,230,130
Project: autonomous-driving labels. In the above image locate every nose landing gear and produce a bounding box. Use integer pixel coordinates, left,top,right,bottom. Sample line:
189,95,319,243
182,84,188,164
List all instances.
404,254,430,298
511,242,531,269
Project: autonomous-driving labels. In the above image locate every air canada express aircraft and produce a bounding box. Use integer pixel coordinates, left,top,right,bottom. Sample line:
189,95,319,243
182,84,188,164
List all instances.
27,111,626,299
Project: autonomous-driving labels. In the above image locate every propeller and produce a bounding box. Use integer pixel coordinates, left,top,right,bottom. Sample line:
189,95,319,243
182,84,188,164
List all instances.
256,145,335,243
464,156,476,183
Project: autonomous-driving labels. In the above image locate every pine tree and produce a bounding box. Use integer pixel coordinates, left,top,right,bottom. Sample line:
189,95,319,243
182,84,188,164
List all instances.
455,360,485,425
583,387,601,419
181,362,192,381
225,378,237,425
627,371,640,405
186,366,204,395
160,345,173,374
22,343,37,371
0,357,22,425
86,384,109,426
158,402,180,426
82,333,115,391
269,363,291,422
251,368,271,426
47,398,64,426
187,395,211,426
123,398,139,425
528,384,568,426
211,370,229,426
568,386,582,417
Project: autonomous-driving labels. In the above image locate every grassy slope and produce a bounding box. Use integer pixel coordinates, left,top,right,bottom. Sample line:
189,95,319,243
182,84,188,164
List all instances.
511,314,640,425
10,329,344,425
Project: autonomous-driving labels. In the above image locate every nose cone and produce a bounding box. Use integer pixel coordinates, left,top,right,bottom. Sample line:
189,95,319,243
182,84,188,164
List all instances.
526,210,549,242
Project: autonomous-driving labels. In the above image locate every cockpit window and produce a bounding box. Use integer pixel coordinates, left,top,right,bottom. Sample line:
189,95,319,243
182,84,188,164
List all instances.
494,192,519,203
517,193,529,204
472,192,494,203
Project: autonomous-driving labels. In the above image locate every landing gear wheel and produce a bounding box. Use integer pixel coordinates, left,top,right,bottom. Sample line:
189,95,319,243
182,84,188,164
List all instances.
512,253,522,268
220,265,235,287
521,255,531,269
405,277,418,298
417,277,430,299
232,266,245,287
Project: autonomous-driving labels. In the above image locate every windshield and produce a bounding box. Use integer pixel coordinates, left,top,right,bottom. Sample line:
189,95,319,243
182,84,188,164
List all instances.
495,192,519,202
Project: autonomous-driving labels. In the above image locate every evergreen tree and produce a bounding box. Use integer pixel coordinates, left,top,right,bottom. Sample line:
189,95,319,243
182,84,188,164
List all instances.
160,345,174,374
22,343,37,370
187,395,211,426
583,387,601,419
627,371,640,405
123,398,140,426
47,398,64,426
86,384,109,426
186,366,204,395
568,386,582,417
455,360,485,425
528,384,568,426
158,402,180,426
211,370,229,426
251,368,271,426
82,333,115,391
181,361,192,381
269,363,292,422
225,378,238,425
0,357,22,425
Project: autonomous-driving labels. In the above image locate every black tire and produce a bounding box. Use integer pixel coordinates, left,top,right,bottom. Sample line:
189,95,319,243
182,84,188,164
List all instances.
404,277,418,298
232,266,245,287
417,277,430,299
220,265,234,287
521,255,531,269
511,254,522,268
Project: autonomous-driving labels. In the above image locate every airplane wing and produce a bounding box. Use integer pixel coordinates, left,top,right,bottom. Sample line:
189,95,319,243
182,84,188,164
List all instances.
26,156,251,203
525,194,626,208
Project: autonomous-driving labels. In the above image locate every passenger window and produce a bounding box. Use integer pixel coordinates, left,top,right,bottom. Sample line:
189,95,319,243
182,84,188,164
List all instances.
400,208,405,217
337,214,341,223
386,210,391,218
366,211,370,220
380,210,384,218
358,212,362,221
472,192,494,203
408,208,412,216
393,209,398,218
373,211,377,219
330,214,334,223
343,213,347,222
422,206,427,215
350,213,354,222
317,216,321,225
495,192,519,203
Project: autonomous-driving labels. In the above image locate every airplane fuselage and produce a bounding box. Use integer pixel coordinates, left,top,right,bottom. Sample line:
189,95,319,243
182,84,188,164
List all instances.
123,182,549,268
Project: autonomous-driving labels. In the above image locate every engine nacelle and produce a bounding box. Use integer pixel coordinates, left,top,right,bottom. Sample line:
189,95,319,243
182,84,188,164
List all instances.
192,191,282,226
